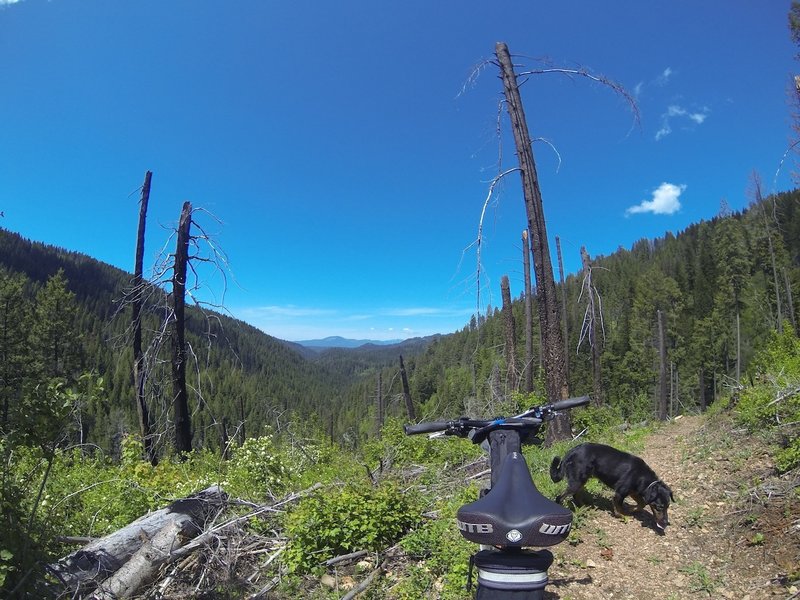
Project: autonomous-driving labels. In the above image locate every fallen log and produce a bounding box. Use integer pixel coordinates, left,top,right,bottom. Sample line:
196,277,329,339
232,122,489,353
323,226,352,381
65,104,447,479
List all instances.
49,485,227,597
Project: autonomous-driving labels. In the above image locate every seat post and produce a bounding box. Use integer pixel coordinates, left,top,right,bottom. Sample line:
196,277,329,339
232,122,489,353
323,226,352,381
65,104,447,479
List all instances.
488,429,522,488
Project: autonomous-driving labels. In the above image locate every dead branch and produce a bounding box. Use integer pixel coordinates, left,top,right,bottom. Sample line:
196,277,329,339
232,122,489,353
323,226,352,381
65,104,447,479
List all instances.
340,560,386,600
510,58,641,134
325,550,369,567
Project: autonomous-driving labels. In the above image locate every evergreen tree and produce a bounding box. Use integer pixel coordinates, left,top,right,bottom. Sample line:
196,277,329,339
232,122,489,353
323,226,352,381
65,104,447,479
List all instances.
30,269,81,381
0,270,32,430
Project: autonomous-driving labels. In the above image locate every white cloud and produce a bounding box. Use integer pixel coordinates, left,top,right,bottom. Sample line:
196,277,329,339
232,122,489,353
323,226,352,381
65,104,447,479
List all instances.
626,182,686,216
241,305,337,319
0,0,23,4
655,67,673,86
382,307,473,318
655,104,710,140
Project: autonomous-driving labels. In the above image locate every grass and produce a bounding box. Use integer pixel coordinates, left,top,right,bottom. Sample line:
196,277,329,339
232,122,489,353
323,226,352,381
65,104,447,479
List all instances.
679,561,723,595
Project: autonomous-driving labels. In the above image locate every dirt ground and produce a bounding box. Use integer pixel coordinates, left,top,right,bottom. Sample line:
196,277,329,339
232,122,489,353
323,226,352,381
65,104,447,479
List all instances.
544,414,800,600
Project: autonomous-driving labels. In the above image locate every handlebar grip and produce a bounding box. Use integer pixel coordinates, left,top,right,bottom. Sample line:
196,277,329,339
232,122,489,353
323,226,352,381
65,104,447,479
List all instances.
550,395,591,411
403,421,451,435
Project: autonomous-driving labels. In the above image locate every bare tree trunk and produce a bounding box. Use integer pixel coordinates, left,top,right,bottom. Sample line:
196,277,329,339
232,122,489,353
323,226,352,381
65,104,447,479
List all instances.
496,42,570,443
522,230,534,393
399,355,416,421
500,275,518,392
50,486,226,596
556,236,569,387
785,267,797,334
132,171,157,465
580,246,603,406
669,362,674,418
657,310,668,420
375,372,383,435
698,367,706,411
736,311,741,385
172,201,193,454
755,176,783,333
239,393,246,446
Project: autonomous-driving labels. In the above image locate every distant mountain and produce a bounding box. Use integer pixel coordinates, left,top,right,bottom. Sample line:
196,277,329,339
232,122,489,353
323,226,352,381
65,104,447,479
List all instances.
296,335,405,350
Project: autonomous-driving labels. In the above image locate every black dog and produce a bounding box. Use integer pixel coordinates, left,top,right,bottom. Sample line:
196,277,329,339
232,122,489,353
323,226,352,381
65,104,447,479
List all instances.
550,442,674,530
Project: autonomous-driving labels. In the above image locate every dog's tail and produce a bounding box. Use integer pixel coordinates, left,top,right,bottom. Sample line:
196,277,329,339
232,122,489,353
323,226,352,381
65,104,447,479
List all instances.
550,456,564,483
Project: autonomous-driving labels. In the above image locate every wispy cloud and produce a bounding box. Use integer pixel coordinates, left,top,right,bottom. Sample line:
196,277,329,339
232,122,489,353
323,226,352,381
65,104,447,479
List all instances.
655,104,710,140
382,307,473,318
241,305,337,319
626,182,686,216
231,303,474,341
655,67,673,86
0,0,23,5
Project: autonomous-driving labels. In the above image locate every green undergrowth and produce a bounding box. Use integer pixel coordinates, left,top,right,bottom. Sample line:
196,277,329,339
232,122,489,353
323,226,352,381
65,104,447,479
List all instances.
734,328,800,472
0,390,711,598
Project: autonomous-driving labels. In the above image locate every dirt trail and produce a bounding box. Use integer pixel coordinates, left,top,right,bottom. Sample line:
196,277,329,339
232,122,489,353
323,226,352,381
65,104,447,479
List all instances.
544,414,799,599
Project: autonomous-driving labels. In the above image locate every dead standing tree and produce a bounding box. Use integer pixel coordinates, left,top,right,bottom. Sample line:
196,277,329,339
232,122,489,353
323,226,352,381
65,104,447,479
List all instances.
556,236,570,386
172,201,193,454
399,355,416,421
495,42,571,442
578,246,604,406
492,42,638,441
522,230,534,393
500,275,519,392
132,171,157,465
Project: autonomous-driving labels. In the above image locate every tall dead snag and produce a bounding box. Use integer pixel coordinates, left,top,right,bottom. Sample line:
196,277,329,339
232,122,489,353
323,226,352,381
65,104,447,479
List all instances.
657,309,668,420
579,246,603,406
132,170,156,465
785,267,797,334
500,275,519,392
495,42,570,442
556,236,570,386
172,201,193,454
522,231,534,393
399,355,416,421
753,173,783,333
375,372,384,435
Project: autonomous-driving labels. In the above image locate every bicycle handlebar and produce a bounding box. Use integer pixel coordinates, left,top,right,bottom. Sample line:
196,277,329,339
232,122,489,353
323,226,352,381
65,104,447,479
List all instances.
547,395,591,412
404,395,591,439
403,420,453,435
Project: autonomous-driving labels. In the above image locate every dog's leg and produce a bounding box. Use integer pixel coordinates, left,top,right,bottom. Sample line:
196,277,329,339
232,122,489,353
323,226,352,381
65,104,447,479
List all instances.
630,492,646,512
556,480,585,505
612,494,627,517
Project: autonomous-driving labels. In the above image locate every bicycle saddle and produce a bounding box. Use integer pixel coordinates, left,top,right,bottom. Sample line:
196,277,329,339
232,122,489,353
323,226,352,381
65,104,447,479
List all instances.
456,451,573,548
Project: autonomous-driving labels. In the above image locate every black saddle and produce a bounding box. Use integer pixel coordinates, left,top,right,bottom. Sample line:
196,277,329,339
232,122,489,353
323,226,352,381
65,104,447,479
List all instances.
456,451,573,548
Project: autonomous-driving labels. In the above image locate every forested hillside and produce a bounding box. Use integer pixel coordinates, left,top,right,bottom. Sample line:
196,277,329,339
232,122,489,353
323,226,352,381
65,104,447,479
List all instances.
2,188,799,456
0,229,435,456
387,188,800,425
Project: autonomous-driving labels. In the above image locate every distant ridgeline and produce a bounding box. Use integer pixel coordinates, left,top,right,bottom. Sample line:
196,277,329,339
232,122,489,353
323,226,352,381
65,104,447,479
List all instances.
1,187,799,455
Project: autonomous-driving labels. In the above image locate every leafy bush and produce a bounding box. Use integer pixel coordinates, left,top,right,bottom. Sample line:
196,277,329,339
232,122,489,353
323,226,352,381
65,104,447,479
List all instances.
393,489,476,599
362,417,480,472
227,435,295,501
737,328,800,471
284,481,422,573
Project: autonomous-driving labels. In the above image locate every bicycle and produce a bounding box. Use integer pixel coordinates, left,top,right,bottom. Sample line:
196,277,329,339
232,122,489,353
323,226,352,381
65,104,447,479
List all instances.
404,395,590,599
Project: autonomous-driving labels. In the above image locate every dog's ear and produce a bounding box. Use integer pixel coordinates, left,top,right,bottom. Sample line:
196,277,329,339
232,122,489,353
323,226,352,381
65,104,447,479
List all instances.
670,490,675,502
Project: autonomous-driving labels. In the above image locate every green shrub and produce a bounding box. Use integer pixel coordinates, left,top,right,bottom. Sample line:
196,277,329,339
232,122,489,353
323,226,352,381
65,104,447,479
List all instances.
284,481,422,573
363,417,480,471
736,329,800,471
227,435,295,501
394,490,476,599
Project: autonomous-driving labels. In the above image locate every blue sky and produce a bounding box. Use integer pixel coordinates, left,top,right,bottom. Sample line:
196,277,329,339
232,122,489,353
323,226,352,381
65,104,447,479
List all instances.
1,1,797,341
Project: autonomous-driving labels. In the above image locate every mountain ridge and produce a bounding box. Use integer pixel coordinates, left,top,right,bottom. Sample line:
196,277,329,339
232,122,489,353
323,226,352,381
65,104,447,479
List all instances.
294,335,405,349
